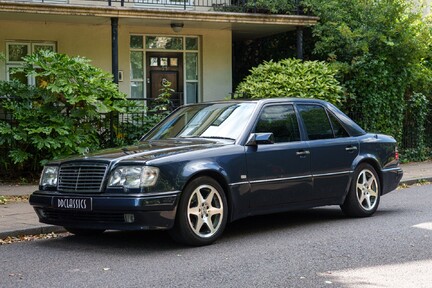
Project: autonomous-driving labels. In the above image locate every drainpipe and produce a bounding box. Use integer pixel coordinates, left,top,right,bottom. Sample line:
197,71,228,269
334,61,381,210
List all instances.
111,17,119,84
110,17,119,146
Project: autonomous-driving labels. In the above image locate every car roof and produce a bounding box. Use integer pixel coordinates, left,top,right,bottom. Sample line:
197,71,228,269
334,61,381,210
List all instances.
195,98,328,104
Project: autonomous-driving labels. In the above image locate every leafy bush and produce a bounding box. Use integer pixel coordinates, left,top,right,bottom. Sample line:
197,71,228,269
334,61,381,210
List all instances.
0,51,127,177
341,56,406,140
247,0,296,14
400,92,430,162
222,0,296,14
302,0,432,151
234,58,344,105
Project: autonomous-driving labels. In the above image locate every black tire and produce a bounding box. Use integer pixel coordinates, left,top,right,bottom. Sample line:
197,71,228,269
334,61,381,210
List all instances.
64,227,105,236
341,163,381,217
169,176,228,246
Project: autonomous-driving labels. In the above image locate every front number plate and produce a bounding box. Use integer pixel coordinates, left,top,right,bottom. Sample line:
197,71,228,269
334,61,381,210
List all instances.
53,197,92,211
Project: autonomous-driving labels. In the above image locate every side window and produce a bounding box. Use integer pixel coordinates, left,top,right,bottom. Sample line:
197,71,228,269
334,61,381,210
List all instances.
298,105,333,140
255,105,300,143
328,112,350,138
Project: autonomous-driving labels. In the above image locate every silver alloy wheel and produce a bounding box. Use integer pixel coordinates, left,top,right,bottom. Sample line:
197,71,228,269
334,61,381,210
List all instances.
187,184,224,238
356,169,379,211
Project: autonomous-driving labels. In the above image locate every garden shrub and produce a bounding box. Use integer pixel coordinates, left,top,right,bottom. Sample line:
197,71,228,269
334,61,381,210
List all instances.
302,0,432,152
341,56,406,140
400,92,430,162
0,51,127,178
247,0,296,14
234,58,344,105
222,0,295,14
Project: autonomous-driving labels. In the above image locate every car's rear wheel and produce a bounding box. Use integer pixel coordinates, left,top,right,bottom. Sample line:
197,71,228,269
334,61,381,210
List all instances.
64,227,105,236
341,163,380,217
169,176,228,246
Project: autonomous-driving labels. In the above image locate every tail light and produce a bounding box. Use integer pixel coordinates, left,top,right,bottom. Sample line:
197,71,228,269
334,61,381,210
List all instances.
395,146,399,161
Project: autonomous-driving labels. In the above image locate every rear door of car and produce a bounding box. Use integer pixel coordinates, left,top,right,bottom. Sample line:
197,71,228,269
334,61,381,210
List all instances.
245,103,313,211
296,104,358,200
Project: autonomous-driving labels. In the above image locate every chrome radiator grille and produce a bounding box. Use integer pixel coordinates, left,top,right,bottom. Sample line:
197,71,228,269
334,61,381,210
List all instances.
58,163,108,193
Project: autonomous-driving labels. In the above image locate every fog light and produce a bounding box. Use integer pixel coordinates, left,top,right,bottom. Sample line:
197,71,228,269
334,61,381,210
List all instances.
124,214,135,223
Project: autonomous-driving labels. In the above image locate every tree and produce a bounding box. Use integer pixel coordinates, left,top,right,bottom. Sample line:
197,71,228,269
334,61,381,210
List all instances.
303,0,432,144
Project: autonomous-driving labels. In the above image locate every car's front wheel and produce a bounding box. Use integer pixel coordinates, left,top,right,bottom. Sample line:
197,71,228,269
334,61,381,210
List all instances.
169,176,228,246
341,163,381,217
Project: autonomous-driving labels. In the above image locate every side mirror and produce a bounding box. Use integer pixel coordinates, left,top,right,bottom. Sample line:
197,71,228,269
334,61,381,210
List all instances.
246,133,275,146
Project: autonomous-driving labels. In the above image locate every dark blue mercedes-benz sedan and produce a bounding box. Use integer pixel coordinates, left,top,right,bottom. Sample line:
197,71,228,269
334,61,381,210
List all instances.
30,98,403,246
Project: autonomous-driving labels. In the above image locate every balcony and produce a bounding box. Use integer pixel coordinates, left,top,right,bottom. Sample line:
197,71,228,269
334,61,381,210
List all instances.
1,0,301,15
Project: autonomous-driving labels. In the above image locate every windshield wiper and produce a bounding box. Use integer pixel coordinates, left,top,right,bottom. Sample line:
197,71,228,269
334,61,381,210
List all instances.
177,135,235,141
199,136,236,141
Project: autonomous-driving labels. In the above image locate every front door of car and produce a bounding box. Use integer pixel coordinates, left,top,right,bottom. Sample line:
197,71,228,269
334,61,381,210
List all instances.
297,104,359,200
245,104,313,212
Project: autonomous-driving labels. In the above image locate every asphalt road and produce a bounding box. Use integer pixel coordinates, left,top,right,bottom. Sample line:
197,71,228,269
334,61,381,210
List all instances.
1,184,432,288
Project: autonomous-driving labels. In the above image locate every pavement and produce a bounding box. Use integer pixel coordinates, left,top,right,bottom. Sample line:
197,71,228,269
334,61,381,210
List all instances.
1,161,432,240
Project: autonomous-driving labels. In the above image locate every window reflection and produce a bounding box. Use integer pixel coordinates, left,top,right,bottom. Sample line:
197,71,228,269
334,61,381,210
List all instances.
144,103,256,141
146,36,183,50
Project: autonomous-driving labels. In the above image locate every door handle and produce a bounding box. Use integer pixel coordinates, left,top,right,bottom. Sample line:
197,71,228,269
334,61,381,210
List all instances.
345,146,358,152
296,150,310,156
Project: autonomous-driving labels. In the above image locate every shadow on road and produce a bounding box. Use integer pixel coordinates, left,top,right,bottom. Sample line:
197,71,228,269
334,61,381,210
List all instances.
34,206,401,253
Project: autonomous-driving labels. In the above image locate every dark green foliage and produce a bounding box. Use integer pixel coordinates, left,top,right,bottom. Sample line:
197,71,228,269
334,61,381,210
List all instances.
233,0,432,161
342,56,406,139
235,58,344,105
0,51,127,178
247,0,296,14
218,0,296,14
400,93,430,162
302,0,432,158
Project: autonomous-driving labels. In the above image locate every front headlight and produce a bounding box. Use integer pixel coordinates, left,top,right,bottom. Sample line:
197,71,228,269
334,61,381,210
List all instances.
108,166,159,189
40,166,59,188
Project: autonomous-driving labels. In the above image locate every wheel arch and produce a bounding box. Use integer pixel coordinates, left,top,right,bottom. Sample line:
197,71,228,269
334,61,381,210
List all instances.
181,169,234,223
352,156,383,195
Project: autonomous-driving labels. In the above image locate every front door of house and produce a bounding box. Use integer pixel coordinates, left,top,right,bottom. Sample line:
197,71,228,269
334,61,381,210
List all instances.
146,52,183,107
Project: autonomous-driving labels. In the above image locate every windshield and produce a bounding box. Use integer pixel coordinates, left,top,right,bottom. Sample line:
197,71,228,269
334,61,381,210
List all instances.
143,102,256,141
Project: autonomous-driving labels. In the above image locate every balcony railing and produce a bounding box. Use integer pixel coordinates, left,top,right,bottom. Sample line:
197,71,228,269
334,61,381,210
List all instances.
7,0,301,14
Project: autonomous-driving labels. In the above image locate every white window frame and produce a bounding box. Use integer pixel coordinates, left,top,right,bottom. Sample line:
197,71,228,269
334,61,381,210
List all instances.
6,42,30,64
5,41,56,85
129,34,200,104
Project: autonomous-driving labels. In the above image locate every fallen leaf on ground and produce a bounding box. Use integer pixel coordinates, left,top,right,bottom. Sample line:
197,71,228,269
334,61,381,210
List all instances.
0,232,67,245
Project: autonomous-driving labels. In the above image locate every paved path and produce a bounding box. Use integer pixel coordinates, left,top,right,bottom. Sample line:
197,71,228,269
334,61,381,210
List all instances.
1,161,431,239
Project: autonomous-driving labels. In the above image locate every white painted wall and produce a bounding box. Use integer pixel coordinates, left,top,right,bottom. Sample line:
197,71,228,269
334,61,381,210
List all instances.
0,19,232,102
0,20,112,73
201,30,232,102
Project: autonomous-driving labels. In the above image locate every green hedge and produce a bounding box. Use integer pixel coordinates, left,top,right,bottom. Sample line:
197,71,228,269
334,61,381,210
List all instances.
234,58,344,105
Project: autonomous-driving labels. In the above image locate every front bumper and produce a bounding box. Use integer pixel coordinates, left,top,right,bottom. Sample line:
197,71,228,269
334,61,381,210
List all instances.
29,191,181,230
